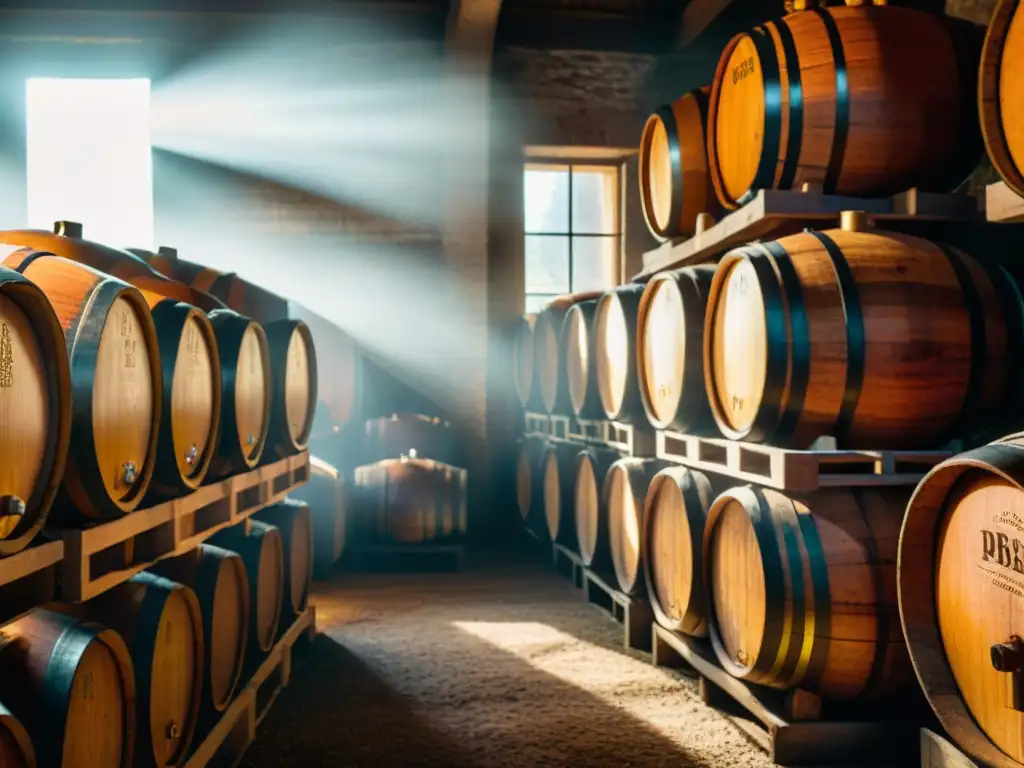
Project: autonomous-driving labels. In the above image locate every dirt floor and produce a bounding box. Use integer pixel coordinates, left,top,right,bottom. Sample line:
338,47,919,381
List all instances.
242,552,776,768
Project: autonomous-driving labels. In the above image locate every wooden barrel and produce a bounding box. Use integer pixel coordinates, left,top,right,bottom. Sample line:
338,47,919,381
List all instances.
363,413,455,466
542,441,586,544
254,499,313,623
574,446,625,569
639,87,722,239
641,466,715,635
636,265,716,433
703,225,1014,448
148,544,249,730
705,485,913,700
0,224,226,313
205,309,271,479
707,5,982,209
0,261,71,557
534,291,604,414
0,608,135,768
516,436,548,531
979,0,1024,198
353,458,467,545
80,573,204,768
607,458,667,596
0,703,34,767
289,456,347,579
2,249,161,521
262,319,317,461
512,315,536,409
898,434,1024,766
563,300,604,419
208,521,284,665
594,284,645,423
144,300,221,502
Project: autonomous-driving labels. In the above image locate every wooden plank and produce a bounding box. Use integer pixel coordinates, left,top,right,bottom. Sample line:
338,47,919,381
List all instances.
583,568,654,651
920,729,979,768
987,180,1024,223
552,542,584,588
59,452,310,602
0,540,62,587
637,188,980,279
650,625,916,766
655,430,949,493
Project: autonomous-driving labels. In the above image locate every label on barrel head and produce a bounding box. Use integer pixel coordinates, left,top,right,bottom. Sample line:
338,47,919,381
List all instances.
980,509,1024,599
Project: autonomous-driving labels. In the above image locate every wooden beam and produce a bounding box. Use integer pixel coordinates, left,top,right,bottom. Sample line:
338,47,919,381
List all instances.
445,0,502,62
676,0,737,49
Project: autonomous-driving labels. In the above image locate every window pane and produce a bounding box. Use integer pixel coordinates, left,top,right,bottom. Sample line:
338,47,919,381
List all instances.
524,165,569,233
526,235,570,294
572,165,619,235
571,236,619,293
526,294,558,314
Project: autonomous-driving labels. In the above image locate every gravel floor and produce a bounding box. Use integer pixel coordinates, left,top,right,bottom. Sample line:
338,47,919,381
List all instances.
241,553,776,768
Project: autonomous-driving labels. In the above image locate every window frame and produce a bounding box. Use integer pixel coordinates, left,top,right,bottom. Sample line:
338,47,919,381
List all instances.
523,158,624,312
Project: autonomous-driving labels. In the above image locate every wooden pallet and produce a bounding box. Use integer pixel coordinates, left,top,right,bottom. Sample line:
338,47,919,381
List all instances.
552,542,584,588
637,186,979,278
651,624,917,766
987,180,1024,223
524,412,552,436
920,729,980,768
349,543,465,572
0,540,62,628
57,452,310,601
184,606,316,768
655,430,950,493
571,420,656,457
583,569,654,652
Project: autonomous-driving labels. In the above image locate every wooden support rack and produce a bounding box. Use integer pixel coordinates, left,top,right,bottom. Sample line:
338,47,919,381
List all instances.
0,452,310,610
525,412,552,436
655,431,950,493
552,543,584,588
919,729,979,768
185,605,317,768
582,569,653,652
525,413,655,457
987,180,1024,223
637,187,979,279
651,624,918,766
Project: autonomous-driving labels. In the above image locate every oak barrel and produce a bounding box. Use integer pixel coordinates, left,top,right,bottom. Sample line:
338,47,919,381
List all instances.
254,499,313,622
980,0,1024,198
0,260,71,556
148,545,249,731
513,315,536,410
707,5,982,208
704,485,913,700
703,226,1014,448
206,309,271,479
516,436,548,532
363,413,455,466
208,521,284,666
81,573,204,768
353,458,468,545
636,265,716,433
899,435,1024,766
289,456,347,578
642,466,716,636
262,319,317,460
0,608,135,768
639,87,722,239
0,224,225,313
594,284,645,423
607,458,668,597
563,300,604,419
2,249,161,521
574,446,625,569
534,291,604,414
0,703,34,767
542,441,587,544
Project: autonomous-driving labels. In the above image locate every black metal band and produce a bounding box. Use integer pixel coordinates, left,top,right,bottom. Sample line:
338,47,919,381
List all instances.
772,18,804,191
816,9,850,194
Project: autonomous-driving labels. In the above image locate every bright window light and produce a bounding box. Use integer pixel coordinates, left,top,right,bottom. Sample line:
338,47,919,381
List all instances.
25,78,153,249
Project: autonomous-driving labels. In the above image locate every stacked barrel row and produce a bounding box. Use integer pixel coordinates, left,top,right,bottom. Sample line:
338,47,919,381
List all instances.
352,413,468,547
0,499,313,768
0,220,318,561
514,2,1024,766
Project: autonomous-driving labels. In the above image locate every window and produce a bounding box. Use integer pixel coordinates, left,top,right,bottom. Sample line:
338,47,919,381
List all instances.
26,78,154,248
524,162,621,314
